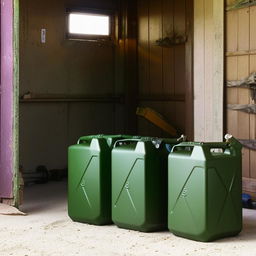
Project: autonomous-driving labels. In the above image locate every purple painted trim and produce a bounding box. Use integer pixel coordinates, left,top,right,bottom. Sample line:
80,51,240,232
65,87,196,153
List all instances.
0,0,14,198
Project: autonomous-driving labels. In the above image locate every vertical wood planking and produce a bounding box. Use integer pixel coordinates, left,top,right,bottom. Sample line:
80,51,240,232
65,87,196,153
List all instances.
225,5,256,179
174,0,186,96
237,55,250,177
137,0,150,134
174,0,186,132
204,0,214,140
238,8,250,51
185,0,194,139
137,0,188,136
162,0,174,95
237,8,250,178
149,0,163,95
175,102,186,132
226,10,238,140
250,6,256,50
194,0,206,140
226,11,238,52
162,0,176,134
138,0,149,96
226,56,238,137
122,0,138,134
164,101,178,134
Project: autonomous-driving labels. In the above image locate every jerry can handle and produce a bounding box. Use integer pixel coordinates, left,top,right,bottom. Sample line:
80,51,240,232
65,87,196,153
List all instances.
202,143,230,157
171,134,242,157
113,139,141,148
203,135,242,157
77,135,104,144
171,142,229,156
171,143,195,155
202,142,229,150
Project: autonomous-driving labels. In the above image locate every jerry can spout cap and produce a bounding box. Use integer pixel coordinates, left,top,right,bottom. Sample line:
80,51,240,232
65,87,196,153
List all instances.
224,134,243,153
224,134,233,142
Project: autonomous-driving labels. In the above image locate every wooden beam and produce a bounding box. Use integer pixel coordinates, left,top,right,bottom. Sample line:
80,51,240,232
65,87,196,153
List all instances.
122,0,138,134
213,0,225,140
239,139,256,150
194,0,224,141
194,0,206,141
139,94,185,102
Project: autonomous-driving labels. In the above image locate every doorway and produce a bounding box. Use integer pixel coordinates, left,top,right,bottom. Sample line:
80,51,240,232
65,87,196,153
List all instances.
4,0,194,208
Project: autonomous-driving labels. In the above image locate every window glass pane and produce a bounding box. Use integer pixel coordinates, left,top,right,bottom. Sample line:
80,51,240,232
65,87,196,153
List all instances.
69,13,110,36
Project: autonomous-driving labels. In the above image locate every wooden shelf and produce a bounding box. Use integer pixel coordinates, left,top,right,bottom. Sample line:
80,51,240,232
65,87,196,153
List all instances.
19,95,124,103
226,1,256,12
139,94,185,102
226,50,256,57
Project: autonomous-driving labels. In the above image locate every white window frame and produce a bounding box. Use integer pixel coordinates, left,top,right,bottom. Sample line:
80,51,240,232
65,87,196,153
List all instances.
66,8,114,41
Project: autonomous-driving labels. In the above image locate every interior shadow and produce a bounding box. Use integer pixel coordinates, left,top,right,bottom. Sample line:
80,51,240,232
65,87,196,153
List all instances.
20,180,67,214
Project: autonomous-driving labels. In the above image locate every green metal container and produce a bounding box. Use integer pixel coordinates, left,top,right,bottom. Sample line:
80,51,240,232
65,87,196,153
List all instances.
168,136,242,242
68,134,132,225
112,137,180,232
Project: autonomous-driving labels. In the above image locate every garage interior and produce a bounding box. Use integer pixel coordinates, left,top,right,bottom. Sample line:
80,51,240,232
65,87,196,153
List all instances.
19,0,192,175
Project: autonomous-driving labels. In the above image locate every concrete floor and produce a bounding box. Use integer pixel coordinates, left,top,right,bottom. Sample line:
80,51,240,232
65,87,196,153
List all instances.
0,181,255,256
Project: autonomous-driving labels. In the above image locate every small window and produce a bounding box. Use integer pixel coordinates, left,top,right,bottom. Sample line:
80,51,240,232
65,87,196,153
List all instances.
67,10,113,41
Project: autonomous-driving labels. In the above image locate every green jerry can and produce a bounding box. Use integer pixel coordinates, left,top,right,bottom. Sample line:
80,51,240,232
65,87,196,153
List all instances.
168,135,242,242
68,134,132,225
112,137,181,232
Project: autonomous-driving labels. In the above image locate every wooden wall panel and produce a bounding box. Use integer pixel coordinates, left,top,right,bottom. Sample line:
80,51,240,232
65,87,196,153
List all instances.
138,0,149,96
162,0,174,96
237,55,250,177
174,0,186,96
237,8,250,51
226,11,238,52
19,0,119,171
226,10,238,141
226,57,238,137
226,3,256,184
250,6,256,50
149,0,163,95
137,0,188,137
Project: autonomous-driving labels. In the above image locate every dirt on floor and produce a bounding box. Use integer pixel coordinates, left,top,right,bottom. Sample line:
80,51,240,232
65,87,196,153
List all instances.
0,181,255,256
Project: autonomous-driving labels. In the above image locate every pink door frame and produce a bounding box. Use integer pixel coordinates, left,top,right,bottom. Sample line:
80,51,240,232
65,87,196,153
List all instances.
0,0,19,205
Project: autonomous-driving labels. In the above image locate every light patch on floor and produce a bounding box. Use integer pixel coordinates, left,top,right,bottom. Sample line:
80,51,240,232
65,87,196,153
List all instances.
0,181,255,256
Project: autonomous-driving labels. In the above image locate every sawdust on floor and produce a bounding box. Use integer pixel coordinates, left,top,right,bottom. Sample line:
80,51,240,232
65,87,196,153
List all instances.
0,203,26,216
